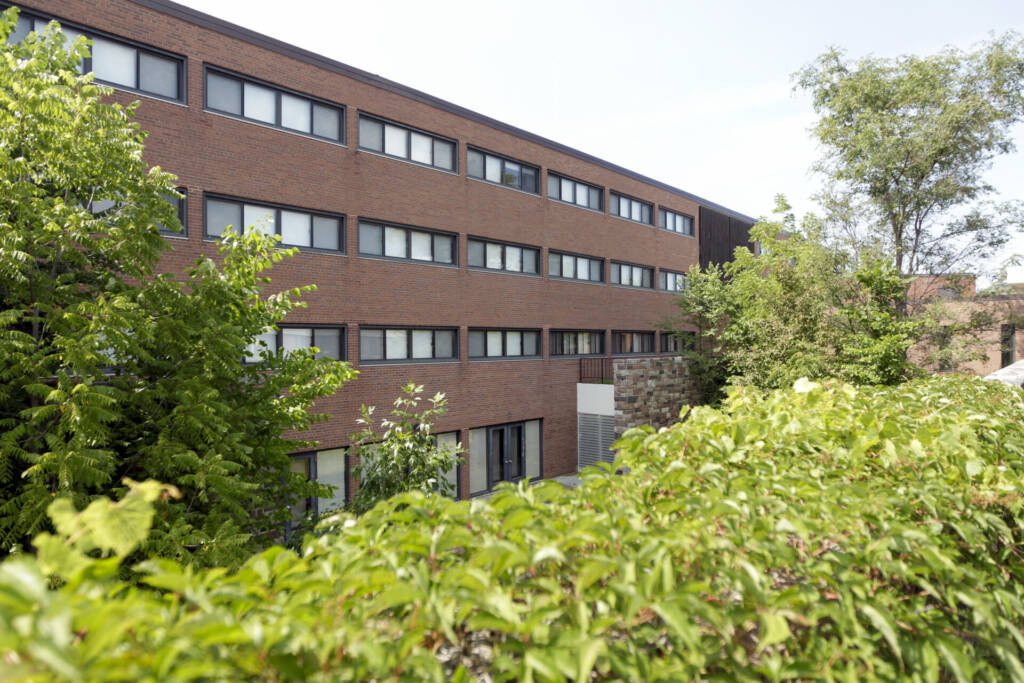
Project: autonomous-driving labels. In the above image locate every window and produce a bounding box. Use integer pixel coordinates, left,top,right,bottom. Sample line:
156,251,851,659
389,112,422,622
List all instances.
204,67,344,142
467,148,539,193
358,114,456,172
289,447,348,523
550,331,604,356
612,331,655,355
434,431,461,499
658,208,694,236
661,331,695,354
204,195,344,252
659,270,688,292
1001,324,1016,368
546,172,603,211
609,192,653,225
548,251,604,282
159,189,187,237
468,329,541,359
467,238,539,275
244,326,345,362
359,220,456,265
359,327,458,363
9,11,185,102
610,262,654,289
467,419,541,495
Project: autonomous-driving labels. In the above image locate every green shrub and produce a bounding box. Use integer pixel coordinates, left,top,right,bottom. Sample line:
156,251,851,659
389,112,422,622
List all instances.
3,376,1024,681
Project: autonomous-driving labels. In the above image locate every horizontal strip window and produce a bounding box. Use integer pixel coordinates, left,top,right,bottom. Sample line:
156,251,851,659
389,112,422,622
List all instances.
612,331,654,355
610,262,653,289
204,66,344,142
10,10,185,102
547,172,602,211
550,330,604,356
610,192,653,225
204,195,344,252
467,238,539,274
359,220,456,265
87,188,187,237
359,328,458,363
467,147,539,193
659,208,694,236
469,329,541,359
661,331,695,353
358,114,456,172
660,270,688,293
245,326,345,363
548,251,604,282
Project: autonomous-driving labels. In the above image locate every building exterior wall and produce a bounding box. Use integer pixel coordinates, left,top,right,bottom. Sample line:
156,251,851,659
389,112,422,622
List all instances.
613,356,699,434
15,0,751,500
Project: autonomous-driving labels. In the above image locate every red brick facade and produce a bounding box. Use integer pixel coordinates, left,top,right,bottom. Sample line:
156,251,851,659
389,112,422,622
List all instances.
16,0,752,499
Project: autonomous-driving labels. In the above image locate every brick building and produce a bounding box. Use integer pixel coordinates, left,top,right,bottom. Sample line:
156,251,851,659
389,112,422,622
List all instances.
11,0,753,506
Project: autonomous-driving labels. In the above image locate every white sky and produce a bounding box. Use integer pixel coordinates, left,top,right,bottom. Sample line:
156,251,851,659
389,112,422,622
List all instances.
177,0,1024,280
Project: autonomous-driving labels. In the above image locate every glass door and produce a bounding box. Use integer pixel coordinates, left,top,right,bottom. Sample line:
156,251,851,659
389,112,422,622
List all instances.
488,424,525,487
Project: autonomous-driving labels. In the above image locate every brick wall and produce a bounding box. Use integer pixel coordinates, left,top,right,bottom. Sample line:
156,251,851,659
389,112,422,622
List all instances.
613,356,699,434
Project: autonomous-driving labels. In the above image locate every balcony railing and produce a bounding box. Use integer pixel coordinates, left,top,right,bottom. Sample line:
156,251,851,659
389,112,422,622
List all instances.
579,357,613,383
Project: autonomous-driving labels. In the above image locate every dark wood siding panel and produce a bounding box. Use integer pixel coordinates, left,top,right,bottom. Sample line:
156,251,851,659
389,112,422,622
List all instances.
699,206,753,269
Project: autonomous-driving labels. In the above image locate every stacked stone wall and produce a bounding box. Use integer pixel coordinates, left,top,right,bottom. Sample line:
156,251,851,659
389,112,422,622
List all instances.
613,356,699,435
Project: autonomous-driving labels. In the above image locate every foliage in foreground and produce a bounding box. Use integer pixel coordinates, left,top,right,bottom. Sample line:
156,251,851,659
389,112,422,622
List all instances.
3,375,1024,681
0,8,354,567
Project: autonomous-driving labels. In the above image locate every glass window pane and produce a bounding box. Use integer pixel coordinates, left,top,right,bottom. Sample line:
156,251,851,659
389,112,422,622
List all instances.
384,124,408,157
314,328,341,360
642,205,651,224
468,240,484,267
589,188,602,211
245,330,278,362
659,209,667,229
206,199,240,237
486,243,502,270
244,204,275,237
410,132,432,164
575,182,588,207
359,222,382,255
487,331,503,357
547,174,558,198
469,330,485,357
410,231,432,260
522,248,537,274
467,149,484,178
610,263,620,283
548,252,560,277
312,104,340,140
577,258,590,281
523,331,538,356
360,329,384,360
281,93,311,133
435,330,454,358
243,82,276,123
281,210,311,246
359,117,383,151
642,269,652,288
92,37,136,87
8,16,31,44
433,139,454,170
433,234,453,264
561,255,575,278
505,246,522,272
560,178,573,202
503,162,521,188
385,329,408,360
412,330,433,358
485,155,501,183
610,194,619,215
630,201,641,222
506,331,521,356
632,268,642,287
384,226,407,258
207,72,242,115
590,260,602,281
139,52,178,98
312,216,340,250
619,199,630,218
522,166,537,193
282,327,313,355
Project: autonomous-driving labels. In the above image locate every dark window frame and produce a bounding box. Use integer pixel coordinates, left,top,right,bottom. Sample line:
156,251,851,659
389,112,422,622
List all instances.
357,218,458,267
548,249,605,283
609,191,654,226
203,65,345,144
660,331,695,354
610,260,655,289
244,324,347,363
468,328,543,360
9,5,188,103
358,326,460,365
467,236,541,276
546,171,604,212
159,187,188,238
658,207,695,237
433,431,462,500
549,330,606,357
659,269,688,293
1001,324,1016,368
202,193,346,253
357,112,458,173
466,146,540,194
611,330,656,355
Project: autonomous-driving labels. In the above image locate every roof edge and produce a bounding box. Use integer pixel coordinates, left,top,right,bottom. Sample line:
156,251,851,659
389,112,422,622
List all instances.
132,0,756,224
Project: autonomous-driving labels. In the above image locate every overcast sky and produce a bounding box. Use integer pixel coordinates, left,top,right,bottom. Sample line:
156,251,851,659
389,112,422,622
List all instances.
177,0,1024,280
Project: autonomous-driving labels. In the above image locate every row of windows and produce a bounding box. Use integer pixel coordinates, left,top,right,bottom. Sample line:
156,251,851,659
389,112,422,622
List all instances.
548,251,604,282
612,331,655,355
468,329,540,358
660,271,689,293
611,262,654,289
205,196,344,251
16,9,699,239
245,326,345,363
467,238,540,275
359,328,458,362
358,220,456,265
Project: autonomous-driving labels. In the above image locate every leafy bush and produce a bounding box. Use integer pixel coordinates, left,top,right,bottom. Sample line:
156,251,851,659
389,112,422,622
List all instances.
3,376,1024,680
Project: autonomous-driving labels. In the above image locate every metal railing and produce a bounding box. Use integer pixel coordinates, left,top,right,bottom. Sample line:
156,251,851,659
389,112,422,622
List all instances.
579,357,613,383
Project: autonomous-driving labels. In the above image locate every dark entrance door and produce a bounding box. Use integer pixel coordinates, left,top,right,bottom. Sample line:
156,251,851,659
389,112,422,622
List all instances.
488,424,524,487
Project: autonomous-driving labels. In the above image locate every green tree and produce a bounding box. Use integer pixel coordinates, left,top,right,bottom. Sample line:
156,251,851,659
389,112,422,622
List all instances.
795,34,1024,293
0,9,354,567
349,384,461,514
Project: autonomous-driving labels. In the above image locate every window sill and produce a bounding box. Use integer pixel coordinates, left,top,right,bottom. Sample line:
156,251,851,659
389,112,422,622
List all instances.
357,254,458,269
468,266,541,278
106,82,189,108
203,109,348,147
609,283,656,292
468,356,542,363
357,148,458,176
467,176,542,198
609,214,654,228
358,359,461,367
548,277,607,286
548,198,605,215
657,227,695,238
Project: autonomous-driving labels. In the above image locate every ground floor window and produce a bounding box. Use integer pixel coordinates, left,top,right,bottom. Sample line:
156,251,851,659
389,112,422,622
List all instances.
467,419,542,496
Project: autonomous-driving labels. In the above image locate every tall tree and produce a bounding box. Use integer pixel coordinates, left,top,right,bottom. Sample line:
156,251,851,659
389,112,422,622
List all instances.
795,34,1024,294
0,9,353,567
